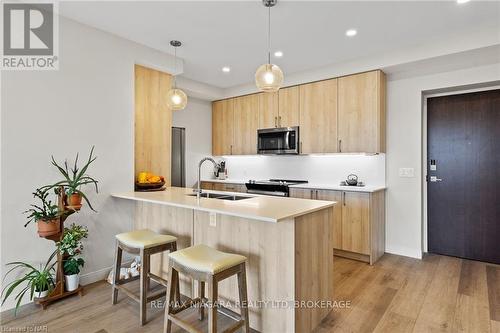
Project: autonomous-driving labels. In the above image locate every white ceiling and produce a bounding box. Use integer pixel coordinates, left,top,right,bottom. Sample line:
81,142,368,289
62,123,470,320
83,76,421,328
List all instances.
59,1,500,88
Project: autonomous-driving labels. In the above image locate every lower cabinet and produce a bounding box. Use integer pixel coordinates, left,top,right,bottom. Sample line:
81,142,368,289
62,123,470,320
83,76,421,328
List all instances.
289,188,385,265
200,181,246,193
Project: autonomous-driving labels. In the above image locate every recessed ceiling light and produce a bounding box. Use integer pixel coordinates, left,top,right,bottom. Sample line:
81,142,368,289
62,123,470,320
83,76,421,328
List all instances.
274,51,283,58
346,29,357,37
457,0,470,3
222,66,231,73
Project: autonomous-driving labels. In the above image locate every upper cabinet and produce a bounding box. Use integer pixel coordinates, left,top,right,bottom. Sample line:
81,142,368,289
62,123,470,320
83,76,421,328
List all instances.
338,70,386,153
212,69,386,155
233,94,259,155
258,92,279,129
277,86,300,128
212,99,234,156
299,79,338,154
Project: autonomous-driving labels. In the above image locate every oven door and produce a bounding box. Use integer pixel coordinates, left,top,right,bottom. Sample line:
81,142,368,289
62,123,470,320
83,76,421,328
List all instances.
257,127,299,154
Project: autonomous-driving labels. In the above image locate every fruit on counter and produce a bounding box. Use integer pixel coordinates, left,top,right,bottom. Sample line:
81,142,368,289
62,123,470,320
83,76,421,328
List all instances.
137,172,165,184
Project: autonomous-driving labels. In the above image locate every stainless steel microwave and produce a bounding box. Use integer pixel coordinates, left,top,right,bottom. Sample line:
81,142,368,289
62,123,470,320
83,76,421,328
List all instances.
257,126,299,155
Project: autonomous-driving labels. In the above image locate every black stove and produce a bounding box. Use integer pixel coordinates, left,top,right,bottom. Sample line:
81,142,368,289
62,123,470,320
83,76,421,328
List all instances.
245,179,308,197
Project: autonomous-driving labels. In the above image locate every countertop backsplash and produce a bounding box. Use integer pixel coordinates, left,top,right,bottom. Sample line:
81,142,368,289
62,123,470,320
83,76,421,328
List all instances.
213,154,386,187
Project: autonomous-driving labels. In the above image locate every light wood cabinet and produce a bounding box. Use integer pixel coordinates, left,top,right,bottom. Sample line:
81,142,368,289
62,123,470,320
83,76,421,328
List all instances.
233,94,259,155
316,190,343,249
299,79,338,153
258,92,279,129
212,70,386,155
289,188,314,199
212,99,234,156
289,188,385,264
341,192,370,255
278,86,300,127
201,181,246,193
338,70,386,153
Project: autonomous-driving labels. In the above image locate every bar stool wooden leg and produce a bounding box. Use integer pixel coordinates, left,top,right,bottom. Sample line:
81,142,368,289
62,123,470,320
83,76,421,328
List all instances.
238,263,250,332
208,277,218,333
111,242,122,305
198,280,205,321
171,242,181,303
164,264,177,333
139,248,149,326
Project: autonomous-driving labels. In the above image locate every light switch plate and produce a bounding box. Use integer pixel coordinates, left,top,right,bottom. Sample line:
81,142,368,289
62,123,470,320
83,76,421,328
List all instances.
399,168,415,178
209,212,217,227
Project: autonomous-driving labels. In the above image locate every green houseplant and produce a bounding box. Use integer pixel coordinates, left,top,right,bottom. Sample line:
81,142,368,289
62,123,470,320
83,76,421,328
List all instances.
57,224,88,291
63,257,84,292
24,189,62,237
56,224,88,256
1,251,57,314
43,146,99,211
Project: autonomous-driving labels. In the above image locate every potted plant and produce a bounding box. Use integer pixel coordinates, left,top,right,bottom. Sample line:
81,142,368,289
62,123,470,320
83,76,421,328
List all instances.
63,257,84,291
1,251,56,314
42,146,99,211
56,223,88,256
57,224,88,291
24,189,62,237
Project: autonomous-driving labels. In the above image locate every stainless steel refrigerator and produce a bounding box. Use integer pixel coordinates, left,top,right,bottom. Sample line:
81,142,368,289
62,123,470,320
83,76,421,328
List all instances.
171,127,185,187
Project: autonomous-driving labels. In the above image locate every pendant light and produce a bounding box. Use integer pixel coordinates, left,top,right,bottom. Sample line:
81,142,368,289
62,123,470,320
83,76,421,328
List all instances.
255,0,284,92
166,40,188,111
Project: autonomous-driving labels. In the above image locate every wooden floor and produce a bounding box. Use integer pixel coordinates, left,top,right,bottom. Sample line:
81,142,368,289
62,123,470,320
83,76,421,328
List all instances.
1,254,499,333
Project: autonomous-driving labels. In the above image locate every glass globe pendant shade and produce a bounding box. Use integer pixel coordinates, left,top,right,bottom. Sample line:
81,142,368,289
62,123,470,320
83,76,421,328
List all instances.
166,88,187,111
255,63,284,92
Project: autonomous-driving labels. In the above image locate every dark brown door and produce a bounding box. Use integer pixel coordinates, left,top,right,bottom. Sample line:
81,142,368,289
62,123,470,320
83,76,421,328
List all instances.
427,89,500,264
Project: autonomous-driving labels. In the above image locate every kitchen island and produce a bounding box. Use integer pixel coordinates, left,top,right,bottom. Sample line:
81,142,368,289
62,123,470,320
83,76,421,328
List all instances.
112,187,336,332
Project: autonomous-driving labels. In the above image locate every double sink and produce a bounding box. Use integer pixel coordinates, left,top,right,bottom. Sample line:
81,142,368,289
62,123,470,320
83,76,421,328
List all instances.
187,192,251,201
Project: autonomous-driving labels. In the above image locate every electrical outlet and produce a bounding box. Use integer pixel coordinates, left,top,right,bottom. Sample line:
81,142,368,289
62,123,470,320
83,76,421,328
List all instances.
209,212,217,227
399,168,415,178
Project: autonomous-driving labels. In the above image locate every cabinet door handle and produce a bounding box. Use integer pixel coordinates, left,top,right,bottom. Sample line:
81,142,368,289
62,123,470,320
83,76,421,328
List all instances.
230,145,233,155
278,116,282,127
310,190,314,199
339,139,342,153
274,116,277,127
315,190,319,199
300,142,303,154
343,192,346,206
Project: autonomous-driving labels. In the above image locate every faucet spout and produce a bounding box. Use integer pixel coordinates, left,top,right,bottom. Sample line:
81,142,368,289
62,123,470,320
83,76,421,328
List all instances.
197,157,219,197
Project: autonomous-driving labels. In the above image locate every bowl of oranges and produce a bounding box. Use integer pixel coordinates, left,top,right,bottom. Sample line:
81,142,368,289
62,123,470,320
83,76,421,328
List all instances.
135,172,166,191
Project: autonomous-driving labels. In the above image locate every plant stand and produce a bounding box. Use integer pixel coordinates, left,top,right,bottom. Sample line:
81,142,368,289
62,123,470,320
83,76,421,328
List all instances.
34,188,84,309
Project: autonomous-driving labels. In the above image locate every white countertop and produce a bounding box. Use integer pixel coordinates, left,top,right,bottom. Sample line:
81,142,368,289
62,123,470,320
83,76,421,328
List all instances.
202,179,386,193
289,183,386,193
112,187,335,223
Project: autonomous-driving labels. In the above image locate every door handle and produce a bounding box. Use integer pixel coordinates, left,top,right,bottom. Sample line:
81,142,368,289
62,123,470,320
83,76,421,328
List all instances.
339,139,342,153
315,190,319,199
310,190,314,199
343,192,346,206
278,116,282,127
429,176,443,182
274,116,277,127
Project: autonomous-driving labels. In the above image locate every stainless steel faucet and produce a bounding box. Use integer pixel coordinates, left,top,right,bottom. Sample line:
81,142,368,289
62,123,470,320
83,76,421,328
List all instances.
196,157,219,198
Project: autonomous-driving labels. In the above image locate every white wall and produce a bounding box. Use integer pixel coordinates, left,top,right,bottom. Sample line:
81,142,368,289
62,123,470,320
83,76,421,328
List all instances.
172,97,213,187
0,16,179,310
215,154,386,187
386,63,500,259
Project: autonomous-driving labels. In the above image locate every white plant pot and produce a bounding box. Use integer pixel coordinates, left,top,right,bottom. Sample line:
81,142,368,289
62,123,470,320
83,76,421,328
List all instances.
65,274,80,291
34,290,49,299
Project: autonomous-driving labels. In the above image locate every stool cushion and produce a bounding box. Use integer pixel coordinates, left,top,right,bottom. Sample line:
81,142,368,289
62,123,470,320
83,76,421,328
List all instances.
169,244,246,274
116,229,177,249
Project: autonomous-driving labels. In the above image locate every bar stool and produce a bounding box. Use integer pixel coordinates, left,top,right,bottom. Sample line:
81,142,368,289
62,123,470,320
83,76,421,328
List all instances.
163,244,249,333
112,229,179,326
